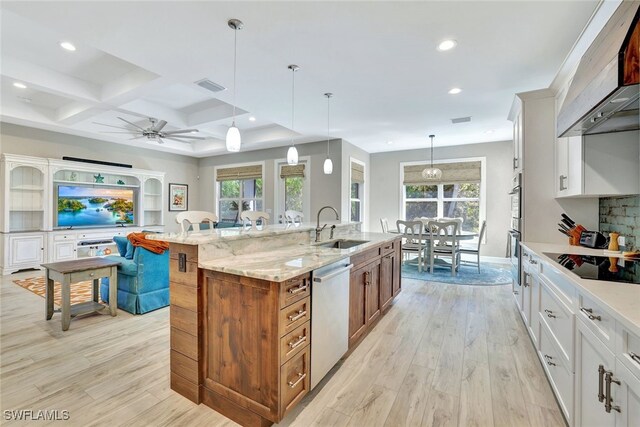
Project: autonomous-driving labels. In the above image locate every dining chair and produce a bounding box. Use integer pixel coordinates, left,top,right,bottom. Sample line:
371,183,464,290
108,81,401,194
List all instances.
427,220,460,276
440,217,464,234
459,220,486,273
380,218,389,233
240,210,270,230
284,210,304,224
396,220,427,272
176,211,218,234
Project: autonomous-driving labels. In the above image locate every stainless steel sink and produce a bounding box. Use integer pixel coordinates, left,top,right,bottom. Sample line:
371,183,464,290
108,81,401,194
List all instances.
316,239,370,249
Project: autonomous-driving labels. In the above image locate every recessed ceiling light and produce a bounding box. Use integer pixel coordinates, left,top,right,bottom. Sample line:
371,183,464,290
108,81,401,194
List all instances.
248,116,256,122
448,87,462,95
610,97,629,104
437,39,457,51
484,130,495,135
59,41,76,51
13,82,27,89
387,140,394,145
17,96,32,103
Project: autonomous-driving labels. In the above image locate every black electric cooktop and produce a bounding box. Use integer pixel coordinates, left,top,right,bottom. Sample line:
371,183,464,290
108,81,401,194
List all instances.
544,253,640,284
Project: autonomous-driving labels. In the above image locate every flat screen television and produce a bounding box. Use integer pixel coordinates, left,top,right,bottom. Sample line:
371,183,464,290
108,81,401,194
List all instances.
56,185,136,228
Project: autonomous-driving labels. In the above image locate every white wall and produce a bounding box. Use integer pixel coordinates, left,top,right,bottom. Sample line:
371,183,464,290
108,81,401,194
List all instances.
197,139,342,223
341,141,370,230
0,122,200,232
370,140,513,258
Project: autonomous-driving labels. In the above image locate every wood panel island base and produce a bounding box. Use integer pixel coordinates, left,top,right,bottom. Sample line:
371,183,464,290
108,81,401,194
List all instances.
165,235,402,427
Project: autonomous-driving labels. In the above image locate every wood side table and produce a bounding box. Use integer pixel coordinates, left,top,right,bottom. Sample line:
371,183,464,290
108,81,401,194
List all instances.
41,258,121,331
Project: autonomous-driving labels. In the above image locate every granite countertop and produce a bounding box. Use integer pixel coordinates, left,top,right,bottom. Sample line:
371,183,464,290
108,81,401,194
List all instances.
147,221,352,245
198,232,399,282
522,241,640,337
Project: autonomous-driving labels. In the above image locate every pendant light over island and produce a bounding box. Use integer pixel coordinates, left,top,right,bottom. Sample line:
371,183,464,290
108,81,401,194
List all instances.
323,92,333,175
286,64,300,165
225,19,243,152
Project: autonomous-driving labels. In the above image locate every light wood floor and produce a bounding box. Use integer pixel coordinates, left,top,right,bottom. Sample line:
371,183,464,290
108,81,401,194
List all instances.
0,271,565,427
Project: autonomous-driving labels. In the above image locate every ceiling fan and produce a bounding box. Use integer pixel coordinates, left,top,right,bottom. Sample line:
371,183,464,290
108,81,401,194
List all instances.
94,117,206,144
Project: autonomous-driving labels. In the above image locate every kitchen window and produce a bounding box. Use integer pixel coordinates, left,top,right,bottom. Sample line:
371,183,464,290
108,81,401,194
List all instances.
401,160,484,233
277,161,309,222
216,163,264,226
350,160,365,223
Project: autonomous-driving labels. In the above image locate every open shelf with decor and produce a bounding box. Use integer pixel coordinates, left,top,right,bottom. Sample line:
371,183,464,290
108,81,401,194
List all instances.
142,177,164,226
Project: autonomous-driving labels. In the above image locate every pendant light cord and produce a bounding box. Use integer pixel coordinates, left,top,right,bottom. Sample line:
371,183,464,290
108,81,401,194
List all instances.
430,135,434,168
291,68,295,145
232,28,237,123
327,95,330,156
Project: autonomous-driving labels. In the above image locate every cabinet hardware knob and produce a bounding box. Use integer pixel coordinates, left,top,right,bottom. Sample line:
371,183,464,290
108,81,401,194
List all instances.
288,284,308,294
288,372,306,388
604,371,621,413
288,310,307,322
580,307,601,321
288,335,306,349
598,365,606,403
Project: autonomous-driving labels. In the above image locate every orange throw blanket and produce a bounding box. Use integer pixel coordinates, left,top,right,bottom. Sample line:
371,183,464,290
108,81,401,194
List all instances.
127,232,169,254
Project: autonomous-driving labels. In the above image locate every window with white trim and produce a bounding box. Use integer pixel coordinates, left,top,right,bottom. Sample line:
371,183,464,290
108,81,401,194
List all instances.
350,160,364,223
401,160,482,232
216,164,263,226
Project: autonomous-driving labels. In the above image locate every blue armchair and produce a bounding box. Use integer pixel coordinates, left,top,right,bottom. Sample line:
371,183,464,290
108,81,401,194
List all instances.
100,236,169,314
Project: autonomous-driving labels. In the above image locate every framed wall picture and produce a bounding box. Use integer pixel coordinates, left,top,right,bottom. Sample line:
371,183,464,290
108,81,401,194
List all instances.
169,183,188,211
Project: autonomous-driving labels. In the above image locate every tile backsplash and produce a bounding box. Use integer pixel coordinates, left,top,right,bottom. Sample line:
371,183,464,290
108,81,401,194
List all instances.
599,195,639,251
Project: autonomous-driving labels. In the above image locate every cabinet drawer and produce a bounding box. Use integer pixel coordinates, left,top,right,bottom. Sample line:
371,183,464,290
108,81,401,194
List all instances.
540,280,574,365
279,274,310,308
69,267,112,283
578,292,615,352
351,246,380,268
615,322,640,379
539,326,574,422
540,260,575,307
54,234,76,241
279,297,310,337
280,321,310,364
280,346,310,417
380,240,395,255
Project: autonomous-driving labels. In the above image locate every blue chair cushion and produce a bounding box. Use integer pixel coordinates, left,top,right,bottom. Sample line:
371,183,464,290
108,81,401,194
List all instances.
124,241,135,259
114,236,129,257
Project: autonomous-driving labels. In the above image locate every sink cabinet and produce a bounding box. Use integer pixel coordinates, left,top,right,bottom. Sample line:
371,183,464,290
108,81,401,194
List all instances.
349,238,401,348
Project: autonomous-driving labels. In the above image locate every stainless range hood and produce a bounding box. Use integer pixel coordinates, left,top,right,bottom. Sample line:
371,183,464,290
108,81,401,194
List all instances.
557,2,639,138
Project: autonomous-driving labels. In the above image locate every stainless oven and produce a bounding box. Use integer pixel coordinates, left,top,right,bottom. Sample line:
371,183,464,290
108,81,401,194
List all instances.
507,173,522,290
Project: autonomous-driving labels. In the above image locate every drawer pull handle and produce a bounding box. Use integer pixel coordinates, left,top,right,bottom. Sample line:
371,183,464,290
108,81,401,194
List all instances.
365,271,371,286
580,307,601,321
543,354,556,366
629,352,640,365
529,258,538,265
544,309,556,318
288,372,306,388
604,371,621,413
288,310,307,322
598,365,606,403
288,284,308,295
288,335,306,349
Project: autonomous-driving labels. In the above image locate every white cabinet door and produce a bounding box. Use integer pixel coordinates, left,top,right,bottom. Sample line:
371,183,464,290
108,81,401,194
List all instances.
615,360,640,427
576,320,617,427
9,234,44,267
556,137,569,196
522,269,532,326
513,111,523,172
529,270,541,347
53,241,76,262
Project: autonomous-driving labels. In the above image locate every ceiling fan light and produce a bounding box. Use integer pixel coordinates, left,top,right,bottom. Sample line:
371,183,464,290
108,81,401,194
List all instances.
226,125,241,152
287,146,299,165
323,157,333,174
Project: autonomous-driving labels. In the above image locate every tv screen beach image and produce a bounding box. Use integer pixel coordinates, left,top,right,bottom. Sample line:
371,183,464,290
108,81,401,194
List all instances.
57,186,135,227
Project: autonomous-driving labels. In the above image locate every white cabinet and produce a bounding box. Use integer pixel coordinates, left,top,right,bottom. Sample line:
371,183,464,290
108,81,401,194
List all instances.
1,232,46,274
576,320,617,427
556,131,640,198
510,98,524,172
53,240,76,262
615,361,640,427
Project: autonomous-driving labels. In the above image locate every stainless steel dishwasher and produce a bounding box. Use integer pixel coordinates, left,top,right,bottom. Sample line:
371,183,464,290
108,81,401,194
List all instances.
311,258,352,389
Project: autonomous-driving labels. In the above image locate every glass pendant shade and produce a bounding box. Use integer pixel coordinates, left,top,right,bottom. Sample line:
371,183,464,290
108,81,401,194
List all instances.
287,146,299,165
226,125,241,152
422,134,442,180
323,157,333,174
422,167,442,180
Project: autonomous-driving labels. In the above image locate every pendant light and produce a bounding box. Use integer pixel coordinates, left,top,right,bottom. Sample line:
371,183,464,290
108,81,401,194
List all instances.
226,19,243,152
287,64,300,165
422,134,442,180
323,93,333,174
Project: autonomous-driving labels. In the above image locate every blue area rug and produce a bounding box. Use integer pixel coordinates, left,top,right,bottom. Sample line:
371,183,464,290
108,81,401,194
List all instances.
401,262,511,286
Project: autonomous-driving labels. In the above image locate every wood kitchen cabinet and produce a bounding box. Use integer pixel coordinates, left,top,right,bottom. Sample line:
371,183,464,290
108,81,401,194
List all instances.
365,259,381,324
380,252,394,311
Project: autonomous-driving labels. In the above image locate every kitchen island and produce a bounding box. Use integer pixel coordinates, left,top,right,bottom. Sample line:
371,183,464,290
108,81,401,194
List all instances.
149,223,402,426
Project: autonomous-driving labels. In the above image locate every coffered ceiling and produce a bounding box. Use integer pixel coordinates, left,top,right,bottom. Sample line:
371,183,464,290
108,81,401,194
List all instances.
1,1,599,157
